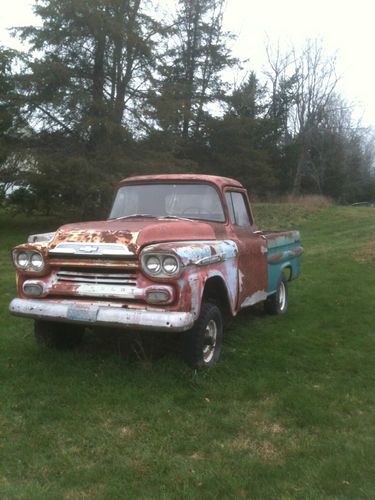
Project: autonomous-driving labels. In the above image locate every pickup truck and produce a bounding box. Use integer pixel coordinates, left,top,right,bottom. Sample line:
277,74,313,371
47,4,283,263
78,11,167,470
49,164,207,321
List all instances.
9,174,303,367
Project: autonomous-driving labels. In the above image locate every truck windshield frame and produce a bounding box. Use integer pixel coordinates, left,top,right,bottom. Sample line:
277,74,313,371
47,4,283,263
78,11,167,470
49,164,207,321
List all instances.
109,183,226,223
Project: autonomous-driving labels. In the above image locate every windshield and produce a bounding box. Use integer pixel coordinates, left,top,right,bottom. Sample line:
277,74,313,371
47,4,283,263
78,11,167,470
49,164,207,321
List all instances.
109,183,225,222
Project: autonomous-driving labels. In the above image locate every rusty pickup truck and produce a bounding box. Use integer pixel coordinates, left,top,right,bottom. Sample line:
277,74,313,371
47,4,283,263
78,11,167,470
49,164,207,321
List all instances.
9,174,303,367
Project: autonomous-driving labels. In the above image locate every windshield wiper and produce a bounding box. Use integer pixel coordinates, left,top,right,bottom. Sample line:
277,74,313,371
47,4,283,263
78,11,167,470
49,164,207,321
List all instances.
111,214,157,220
111,214,200,222
159,215,194,222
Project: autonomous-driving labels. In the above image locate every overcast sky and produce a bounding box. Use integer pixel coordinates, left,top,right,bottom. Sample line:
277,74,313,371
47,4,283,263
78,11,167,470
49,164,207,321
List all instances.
1,0,375,127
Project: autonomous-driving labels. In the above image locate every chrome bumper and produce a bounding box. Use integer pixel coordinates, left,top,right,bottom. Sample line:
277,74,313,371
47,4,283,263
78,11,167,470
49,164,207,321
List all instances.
9,298,195,332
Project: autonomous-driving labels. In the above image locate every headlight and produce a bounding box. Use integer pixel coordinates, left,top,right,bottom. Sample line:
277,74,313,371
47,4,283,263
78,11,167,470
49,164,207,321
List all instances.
145,255,161,275
162,256,179,275
12,249,45,272
30,253,44,270
141,253,181,278
16,252,29,268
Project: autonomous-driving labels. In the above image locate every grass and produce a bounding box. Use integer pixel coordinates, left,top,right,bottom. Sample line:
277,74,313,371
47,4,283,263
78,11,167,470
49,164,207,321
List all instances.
1,204,375,498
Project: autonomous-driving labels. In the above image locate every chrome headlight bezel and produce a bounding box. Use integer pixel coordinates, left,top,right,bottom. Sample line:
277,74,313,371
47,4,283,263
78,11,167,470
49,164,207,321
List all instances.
12,249,46,273
141,252,181,278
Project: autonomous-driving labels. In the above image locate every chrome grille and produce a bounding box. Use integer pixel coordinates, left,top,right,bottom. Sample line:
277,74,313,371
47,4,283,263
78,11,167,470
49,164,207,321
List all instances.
56,269,137,286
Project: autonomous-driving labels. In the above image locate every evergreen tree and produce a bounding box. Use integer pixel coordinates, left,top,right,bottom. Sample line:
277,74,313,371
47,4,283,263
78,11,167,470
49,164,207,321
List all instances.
149,0,236,152
9,0,164,215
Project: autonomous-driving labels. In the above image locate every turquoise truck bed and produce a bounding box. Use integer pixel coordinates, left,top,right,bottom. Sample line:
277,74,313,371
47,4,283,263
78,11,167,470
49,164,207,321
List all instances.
263,230,303,295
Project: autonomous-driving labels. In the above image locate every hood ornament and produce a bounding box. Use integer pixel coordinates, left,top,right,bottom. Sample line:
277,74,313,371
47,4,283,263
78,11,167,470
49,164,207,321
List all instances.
79,245,99,253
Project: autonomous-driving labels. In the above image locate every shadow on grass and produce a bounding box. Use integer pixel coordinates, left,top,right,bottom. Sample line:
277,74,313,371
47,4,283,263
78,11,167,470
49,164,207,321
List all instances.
77,327,182,366
70,304,266,366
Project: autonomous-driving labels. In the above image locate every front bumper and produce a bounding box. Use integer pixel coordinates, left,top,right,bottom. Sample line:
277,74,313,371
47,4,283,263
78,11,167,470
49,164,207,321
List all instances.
9,298,195,332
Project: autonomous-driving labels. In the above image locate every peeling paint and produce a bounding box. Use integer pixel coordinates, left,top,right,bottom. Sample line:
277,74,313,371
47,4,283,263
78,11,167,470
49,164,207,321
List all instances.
238,270,245,293
240,290,268,308
144,240,238,268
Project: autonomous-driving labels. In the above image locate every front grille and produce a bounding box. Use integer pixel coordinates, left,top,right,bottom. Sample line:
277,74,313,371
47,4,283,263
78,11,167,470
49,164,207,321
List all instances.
56,268,137,287
48,257,138,270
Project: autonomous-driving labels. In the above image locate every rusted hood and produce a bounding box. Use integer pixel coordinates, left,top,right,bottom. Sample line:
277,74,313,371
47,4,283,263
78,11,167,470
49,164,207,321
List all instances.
49,218,225,255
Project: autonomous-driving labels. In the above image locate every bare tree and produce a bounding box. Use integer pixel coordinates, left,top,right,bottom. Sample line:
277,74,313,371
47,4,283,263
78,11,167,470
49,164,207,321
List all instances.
290,40,339,194
264,40,292,122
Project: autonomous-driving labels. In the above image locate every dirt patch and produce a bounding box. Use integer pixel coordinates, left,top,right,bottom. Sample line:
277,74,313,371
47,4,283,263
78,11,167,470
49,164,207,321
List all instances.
64,485,105,499
245,403,286,435
229,435,281,462
267,422,285,434
249,419,286,435
120,426,133,438
353,241,375,263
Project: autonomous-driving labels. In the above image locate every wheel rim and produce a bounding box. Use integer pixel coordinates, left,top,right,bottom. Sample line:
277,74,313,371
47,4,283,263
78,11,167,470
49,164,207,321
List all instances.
278,281,286,311
203,319,217,364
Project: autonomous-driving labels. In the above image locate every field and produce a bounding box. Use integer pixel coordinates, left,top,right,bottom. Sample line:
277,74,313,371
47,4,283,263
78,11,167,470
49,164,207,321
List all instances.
1,204,375,499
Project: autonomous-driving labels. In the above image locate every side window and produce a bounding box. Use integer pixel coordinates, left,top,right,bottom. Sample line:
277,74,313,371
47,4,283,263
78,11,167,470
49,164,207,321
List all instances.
226,191,251,226
225,192,235,224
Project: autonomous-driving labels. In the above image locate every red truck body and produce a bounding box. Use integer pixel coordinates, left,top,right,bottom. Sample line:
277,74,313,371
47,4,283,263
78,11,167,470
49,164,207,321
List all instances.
10,174,303,367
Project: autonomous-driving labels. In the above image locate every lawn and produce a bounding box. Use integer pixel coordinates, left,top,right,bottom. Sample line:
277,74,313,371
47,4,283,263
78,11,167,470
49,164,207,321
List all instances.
1,204,375,499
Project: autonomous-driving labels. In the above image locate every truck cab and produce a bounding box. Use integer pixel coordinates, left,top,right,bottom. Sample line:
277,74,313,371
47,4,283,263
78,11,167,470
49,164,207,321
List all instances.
10,174,303,367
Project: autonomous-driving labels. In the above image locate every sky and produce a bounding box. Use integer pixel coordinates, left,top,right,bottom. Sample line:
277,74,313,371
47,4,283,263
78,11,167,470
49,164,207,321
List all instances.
1,0,375,127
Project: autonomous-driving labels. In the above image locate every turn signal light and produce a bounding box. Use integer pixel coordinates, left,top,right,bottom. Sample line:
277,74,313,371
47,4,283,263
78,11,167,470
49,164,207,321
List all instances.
146,290,171,304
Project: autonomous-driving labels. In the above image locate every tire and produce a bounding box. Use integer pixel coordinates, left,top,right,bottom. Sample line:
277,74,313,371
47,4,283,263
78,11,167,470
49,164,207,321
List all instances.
265,275,289,315
34,320,84,350
183,303,223,368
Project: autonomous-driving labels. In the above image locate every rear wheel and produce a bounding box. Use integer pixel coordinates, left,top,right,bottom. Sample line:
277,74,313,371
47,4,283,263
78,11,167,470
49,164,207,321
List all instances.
183,303,223,368
265,275,288,315
34,320,84,349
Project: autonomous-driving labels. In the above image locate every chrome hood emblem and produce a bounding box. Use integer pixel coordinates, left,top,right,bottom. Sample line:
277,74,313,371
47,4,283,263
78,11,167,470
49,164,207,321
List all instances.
78,245,99,253
49,242,135,256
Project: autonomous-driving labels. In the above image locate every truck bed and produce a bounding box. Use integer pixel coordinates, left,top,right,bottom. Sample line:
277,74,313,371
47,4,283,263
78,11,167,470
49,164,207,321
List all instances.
262,230,303,294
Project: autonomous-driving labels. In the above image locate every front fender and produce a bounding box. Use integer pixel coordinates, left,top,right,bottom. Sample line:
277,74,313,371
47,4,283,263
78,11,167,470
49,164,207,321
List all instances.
187,264,238,317
141,240,239,318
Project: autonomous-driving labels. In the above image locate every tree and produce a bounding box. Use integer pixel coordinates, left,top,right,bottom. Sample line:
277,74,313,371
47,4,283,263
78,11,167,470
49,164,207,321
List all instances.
150,0,236,149
16,0,162,146
264,40,341,195
207,73,279,195
6,0,165,215
289,41,339,194
0,46,25,201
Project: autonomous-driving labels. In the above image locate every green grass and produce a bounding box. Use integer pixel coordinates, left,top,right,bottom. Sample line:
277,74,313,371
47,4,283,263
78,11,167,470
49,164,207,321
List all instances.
1,205,375,499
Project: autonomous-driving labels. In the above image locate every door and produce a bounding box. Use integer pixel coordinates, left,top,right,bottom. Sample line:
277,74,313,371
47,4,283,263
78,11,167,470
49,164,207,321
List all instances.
225,191,268,309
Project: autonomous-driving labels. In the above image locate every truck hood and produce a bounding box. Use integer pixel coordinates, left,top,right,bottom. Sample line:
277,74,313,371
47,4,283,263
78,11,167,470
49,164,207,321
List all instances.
48,218,227,256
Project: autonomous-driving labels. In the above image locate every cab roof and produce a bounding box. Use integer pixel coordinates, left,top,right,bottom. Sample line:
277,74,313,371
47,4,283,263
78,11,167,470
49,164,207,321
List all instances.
118,174,243,190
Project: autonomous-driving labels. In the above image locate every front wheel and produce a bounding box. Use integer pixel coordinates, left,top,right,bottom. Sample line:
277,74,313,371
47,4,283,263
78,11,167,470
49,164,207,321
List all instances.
34,320,84,349
183,303,223,368
265,275,289,315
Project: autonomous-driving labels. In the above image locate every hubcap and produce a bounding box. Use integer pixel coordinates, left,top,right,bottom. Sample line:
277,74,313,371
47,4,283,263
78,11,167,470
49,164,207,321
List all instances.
278,281,286,310
203,319,217,363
